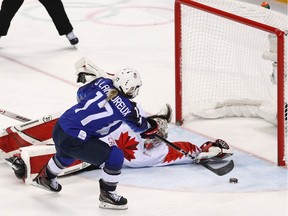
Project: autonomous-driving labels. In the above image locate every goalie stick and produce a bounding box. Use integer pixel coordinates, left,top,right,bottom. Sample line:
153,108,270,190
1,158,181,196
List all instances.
0,109,53,163
154,134,234,176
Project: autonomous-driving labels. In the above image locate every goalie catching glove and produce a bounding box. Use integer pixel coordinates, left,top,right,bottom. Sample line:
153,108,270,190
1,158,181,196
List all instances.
196,139,233,163
75,57,111,83
140,118,159,139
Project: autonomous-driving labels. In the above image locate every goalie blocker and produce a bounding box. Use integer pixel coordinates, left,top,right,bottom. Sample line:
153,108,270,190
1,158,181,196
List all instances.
0,113,92,184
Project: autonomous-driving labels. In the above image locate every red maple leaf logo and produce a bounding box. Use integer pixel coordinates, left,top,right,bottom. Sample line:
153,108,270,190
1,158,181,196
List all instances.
115,132,139,161
163,142,197,163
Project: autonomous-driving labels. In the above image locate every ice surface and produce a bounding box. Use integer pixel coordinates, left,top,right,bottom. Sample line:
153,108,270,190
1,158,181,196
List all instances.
0,0,287,216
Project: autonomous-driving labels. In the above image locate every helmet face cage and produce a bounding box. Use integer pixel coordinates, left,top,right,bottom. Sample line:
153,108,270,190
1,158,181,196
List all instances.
154,117,169,138
113,68,142,99
143,117,169,150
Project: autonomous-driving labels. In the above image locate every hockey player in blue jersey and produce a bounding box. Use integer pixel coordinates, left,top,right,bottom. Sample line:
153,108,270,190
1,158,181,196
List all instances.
34,59,158,210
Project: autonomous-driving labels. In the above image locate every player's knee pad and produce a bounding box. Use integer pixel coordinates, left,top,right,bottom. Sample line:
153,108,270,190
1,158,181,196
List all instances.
104,146,124,171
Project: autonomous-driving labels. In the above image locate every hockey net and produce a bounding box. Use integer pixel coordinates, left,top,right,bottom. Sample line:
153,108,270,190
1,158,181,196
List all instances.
174,0,288,166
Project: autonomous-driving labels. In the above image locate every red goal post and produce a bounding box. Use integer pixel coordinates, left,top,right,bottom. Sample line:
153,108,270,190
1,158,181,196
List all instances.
174,0,287,166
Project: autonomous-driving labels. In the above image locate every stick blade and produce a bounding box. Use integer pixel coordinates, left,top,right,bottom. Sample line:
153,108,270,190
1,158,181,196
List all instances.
200,160,234,176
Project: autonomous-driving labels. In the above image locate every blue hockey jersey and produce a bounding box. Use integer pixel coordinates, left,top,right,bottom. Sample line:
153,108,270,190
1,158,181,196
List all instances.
58,77,149,141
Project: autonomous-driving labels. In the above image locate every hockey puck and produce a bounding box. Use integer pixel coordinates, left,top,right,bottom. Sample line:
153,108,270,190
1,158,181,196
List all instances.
229,178,238,183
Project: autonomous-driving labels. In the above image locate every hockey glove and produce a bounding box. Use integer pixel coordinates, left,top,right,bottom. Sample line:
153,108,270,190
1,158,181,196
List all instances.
214,139,229,149
140,118,158,139
77,72,96,83
75,57,110,83
196,139,232,163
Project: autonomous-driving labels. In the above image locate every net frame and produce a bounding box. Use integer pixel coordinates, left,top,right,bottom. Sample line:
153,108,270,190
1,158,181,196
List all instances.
174,0,287,166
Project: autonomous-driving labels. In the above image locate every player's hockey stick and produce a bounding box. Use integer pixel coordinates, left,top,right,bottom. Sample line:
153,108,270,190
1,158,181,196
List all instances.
155,134,234,176
0,108,31,122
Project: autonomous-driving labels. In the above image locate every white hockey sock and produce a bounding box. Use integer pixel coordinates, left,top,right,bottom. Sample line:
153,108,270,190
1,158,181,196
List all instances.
47,157,64,177
101,169,120,184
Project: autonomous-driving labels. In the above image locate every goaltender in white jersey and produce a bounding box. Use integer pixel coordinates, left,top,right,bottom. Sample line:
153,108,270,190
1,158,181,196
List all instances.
105,104,233,168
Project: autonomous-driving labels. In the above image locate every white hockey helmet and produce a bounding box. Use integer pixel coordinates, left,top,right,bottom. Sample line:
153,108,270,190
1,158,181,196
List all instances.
113,67,142,98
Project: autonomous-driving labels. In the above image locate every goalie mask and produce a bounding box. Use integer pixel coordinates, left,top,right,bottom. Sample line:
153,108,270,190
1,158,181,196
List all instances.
143,104,172,150
144,117,169,150
113,67,142,99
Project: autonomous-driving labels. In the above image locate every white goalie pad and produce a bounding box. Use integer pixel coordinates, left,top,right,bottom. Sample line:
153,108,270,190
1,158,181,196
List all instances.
20,145,91,185
0,112,91,184
0,112,61,160
20,145,55,184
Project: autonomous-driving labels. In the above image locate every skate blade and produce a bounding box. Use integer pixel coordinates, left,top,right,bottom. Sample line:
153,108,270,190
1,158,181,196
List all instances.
31,181,56,192
99,202,128,210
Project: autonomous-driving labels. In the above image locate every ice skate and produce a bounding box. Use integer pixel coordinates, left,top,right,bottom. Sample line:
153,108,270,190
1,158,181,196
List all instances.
99,179,128,210
99,189,128,210
33,167,62,192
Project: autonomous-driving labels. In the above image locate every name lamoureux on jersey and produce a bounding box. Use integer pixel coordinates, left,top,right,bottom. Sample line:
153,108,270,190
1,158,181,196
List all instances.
58,77,149,141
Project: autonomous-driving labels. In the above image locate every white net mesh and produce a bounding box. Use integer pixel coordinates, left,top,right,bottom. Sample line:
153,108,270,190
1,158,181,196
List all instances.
180,0,287,121
176,0,288,164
